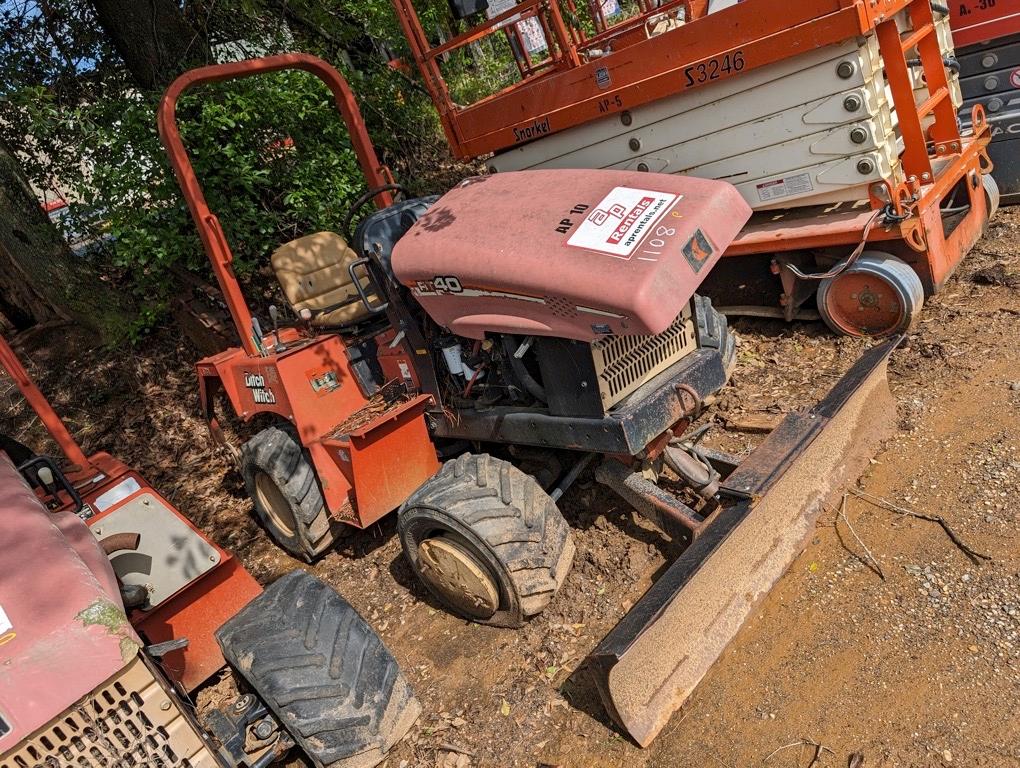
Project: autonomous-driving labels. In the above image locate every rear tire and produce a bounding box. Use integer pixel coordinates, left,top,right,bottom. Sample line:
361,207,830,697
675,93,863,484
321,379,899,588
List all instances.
398,453,574,627
241,425,334,562
217,571,420,768
816,252,924,337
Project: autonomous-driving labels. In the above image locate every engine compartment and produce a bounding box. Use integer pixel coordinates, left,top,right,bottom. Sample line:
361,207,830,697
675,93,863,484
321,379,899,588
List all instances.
419,296,733,422
339,170,745,425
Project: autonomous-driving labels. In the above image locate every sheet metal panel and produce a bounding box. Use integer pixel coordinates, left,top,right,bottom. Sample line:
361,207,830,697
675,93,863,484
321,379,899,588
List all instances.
959,33,1020,204
492,38,907,209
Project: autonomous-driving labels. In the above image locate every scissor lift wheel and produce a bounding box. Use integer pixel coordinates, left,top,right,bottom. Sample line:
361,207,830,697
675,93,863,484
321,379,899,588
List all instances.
983,174,1000,220
398,453,574,628
817,252,925,337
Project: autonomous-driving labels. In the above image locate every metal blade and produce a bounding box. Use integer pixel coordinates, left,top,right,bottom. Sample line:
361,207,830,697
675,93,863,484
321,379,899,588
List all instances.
588,337,901,747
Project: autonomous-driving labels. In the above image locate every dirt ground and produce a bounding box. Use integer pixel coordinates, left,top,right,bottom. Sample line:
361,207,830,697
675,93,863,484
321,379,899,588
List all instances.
3,208,1019,768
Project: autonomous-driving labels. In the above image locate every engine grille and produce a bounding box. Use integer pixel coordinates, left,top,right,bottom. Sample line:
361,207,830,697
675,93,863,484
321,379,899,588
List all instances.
1,656,217,768
592,303,697,409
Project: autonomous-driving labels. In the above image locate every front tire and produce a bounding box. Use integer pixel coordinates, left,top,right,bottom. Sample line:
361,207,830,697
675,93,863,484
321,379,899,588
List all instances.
216,571,420,768
398,453,574,627
241,425,334,562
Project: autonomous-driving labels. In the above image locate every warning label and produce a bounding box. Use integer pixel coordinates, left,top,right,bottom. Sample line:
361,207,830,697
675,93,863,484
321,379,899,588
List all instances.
682,229,715,273
567,186,679,258
1011,68,1020,89
756,172,814,203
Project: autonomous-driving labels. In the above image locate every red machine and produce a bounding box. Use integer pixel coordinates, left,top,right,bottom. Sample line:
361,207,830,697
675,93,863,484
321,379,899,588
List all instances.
158,52,901,747
0,333,419,768
392,0,995,336
0,332,261,693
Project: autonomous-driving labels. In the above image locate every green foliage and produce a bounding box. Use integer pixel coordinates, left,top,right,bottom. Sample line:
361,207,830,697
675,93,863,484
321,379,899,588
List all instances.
13,69,377,327
15,60,447,323
0,0,479,334
95,71,367,282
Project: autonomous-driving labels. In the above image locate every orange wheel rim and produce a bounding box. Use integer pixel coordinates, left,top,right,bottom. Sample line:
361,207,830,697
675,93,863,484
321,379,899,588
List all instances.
824,273,905,336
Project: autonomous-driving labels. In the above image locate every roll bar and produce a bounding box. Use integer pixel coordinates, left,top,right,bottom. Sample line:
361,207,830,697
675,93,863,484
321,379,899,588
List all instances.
0,333,91,471
157,53,395,356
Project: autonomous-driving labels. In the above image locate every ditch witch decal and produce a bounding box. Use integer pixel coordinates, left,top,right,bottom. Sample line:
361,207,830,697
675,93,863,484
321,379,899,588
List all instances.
244,372,277,404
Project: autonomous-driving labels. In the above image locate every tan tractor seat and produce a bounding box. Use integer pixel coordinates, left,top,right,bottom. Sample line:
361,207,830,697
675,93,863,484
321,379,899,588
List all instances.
271,231,378,328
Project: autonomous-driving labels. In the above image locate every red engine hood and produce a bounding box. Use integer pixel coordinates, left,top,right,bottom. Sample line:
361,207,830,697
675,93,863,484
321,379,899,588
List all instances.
0,454,138,752
392,170,750,341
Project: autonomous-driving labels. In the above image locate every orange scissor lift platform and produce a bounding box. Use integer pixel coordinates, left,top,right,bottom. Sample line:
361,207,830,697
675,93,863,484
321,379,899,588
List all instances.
393,0,995,335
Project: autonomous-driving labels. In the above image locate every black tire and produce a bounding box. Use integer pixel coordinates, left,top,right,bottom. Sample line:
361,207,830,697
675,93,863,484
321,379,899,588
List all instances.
398,453,575,628
240,425,334,562
216,570,420,768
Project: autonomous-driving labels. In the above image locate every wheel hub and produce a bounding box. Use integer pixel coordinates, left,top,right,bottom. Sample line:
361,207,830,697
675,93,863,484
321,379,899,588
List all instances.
417,537,499,619
854,287,880,308
817,252,924,337
254,471,297,538
828,274,901,335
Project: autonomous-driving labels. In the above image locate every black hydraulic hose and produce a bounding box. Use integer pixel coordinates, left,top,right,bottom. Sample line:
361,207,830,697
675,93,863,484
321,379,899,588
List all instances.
550,453,595,502
501,336,547,403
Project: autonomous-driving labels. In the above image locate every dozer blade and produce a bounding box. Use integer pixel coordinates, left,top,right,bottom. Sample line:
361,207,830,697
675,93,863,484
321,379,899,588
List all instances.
589,337,901,747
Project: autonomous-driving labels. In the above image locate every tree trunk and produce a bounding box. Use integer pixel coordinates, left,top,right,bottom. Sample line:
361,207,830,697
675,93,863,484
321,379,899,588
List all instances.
0,139,127,339
0,141,72,330
88,0,211,89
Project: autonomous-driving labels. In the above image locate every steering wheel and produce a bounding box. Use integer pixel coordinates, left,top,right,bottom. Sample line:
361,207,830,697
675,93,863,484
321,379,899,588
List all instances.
341,184,408,242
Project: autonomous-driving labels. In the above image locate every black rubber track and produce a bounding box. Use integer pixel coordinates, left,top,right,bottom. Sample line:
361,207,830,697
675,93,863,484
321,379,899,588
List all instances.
217,570,420,768
399,453,575,627
240,424,333,561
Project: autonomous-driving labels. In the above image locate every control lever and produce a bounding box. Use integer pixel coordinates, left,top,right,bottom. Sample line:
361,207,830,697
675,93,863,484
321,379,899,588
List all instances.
251,317,267,356
268,305,286,353
36,465,57,497
17,456,85,516
297,308,317,338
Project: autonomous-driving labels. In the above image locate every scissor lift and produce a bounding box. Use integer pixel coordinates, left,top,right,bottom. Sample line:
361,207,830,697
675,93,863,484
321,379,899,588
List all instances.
392,0,994,336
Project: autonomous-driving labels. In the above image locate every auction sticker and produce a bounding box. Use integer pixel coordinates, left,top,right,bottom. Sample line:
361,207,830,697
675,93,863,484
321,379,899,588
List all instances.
567,186,679,259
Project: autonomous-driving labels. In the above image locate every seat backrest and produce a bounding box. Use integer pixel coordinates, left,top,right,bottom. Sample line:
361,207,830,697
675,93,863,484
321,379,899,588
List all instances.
354,196,439,283
271,231,374,327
